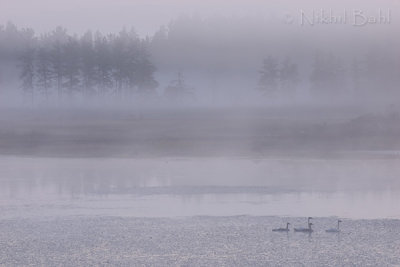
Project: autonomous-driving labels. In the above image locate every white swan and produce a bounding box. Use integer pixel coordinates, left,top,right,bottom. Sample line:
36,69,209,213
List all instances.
272,222,290,232
326,220,342,233
294,217,313,233
294,222,313,233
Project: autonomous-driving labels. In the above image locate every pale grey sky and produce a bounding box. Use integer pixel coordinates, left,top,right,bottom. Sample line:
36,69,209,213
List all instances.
0,0,399,36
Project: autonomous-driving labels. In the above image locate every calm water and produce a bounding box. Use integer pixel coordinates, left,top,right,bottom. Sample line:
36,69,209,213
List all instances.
1,156,400,265
1,156,400,219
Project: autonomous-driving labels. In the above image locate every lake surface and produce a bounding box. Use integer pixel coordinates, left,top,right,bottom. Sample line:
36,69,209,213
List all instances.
1,156,400,265
1,216,400,266
1,156,400,220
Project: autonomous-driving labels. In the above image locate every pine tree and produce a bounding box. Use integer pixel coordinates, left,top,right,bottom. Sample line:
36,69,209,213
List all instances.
36,46,52,100
80,31,96,97
20,46,35,103
94,32,113,96
164,72,193,101
110,28,136,96
62,37,81,97
280,57,299,97
258,56,279,96
49,27,68,100
134,41,158,96
19,28,36,103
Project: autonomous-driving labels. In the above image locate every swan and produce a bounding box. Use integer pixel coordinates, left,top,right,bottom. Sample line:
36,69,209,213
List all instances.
294,217,313,233
326,220,342,233
294,222,313,233
272,223,290,232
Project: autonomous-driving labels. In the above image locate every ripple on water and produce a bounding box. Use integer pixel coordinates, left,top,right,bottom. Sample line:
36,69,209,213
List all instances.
0,216,399,266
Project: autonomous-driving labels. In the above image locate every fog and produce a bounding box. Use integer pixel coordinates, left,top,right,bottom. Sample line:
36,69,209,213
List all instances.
1,1,400,265
0,0,399,107
1,0,399,35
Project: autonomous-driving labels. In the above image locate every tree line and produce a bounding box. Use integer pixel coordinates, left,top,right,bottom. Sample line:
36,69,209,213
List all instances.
1,20,400,104
1,22,157,102
151,16,400,102
257,51,400,101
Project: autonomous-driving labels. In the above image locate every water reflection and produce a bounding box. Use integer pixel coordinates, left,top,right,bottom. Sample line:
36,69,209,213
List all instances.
1,156,400,219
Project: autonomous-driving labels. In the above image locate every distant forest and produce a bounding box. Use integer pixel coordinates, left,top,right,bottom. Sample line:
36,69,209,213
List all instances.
0,18,399,104
0,23,158,102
